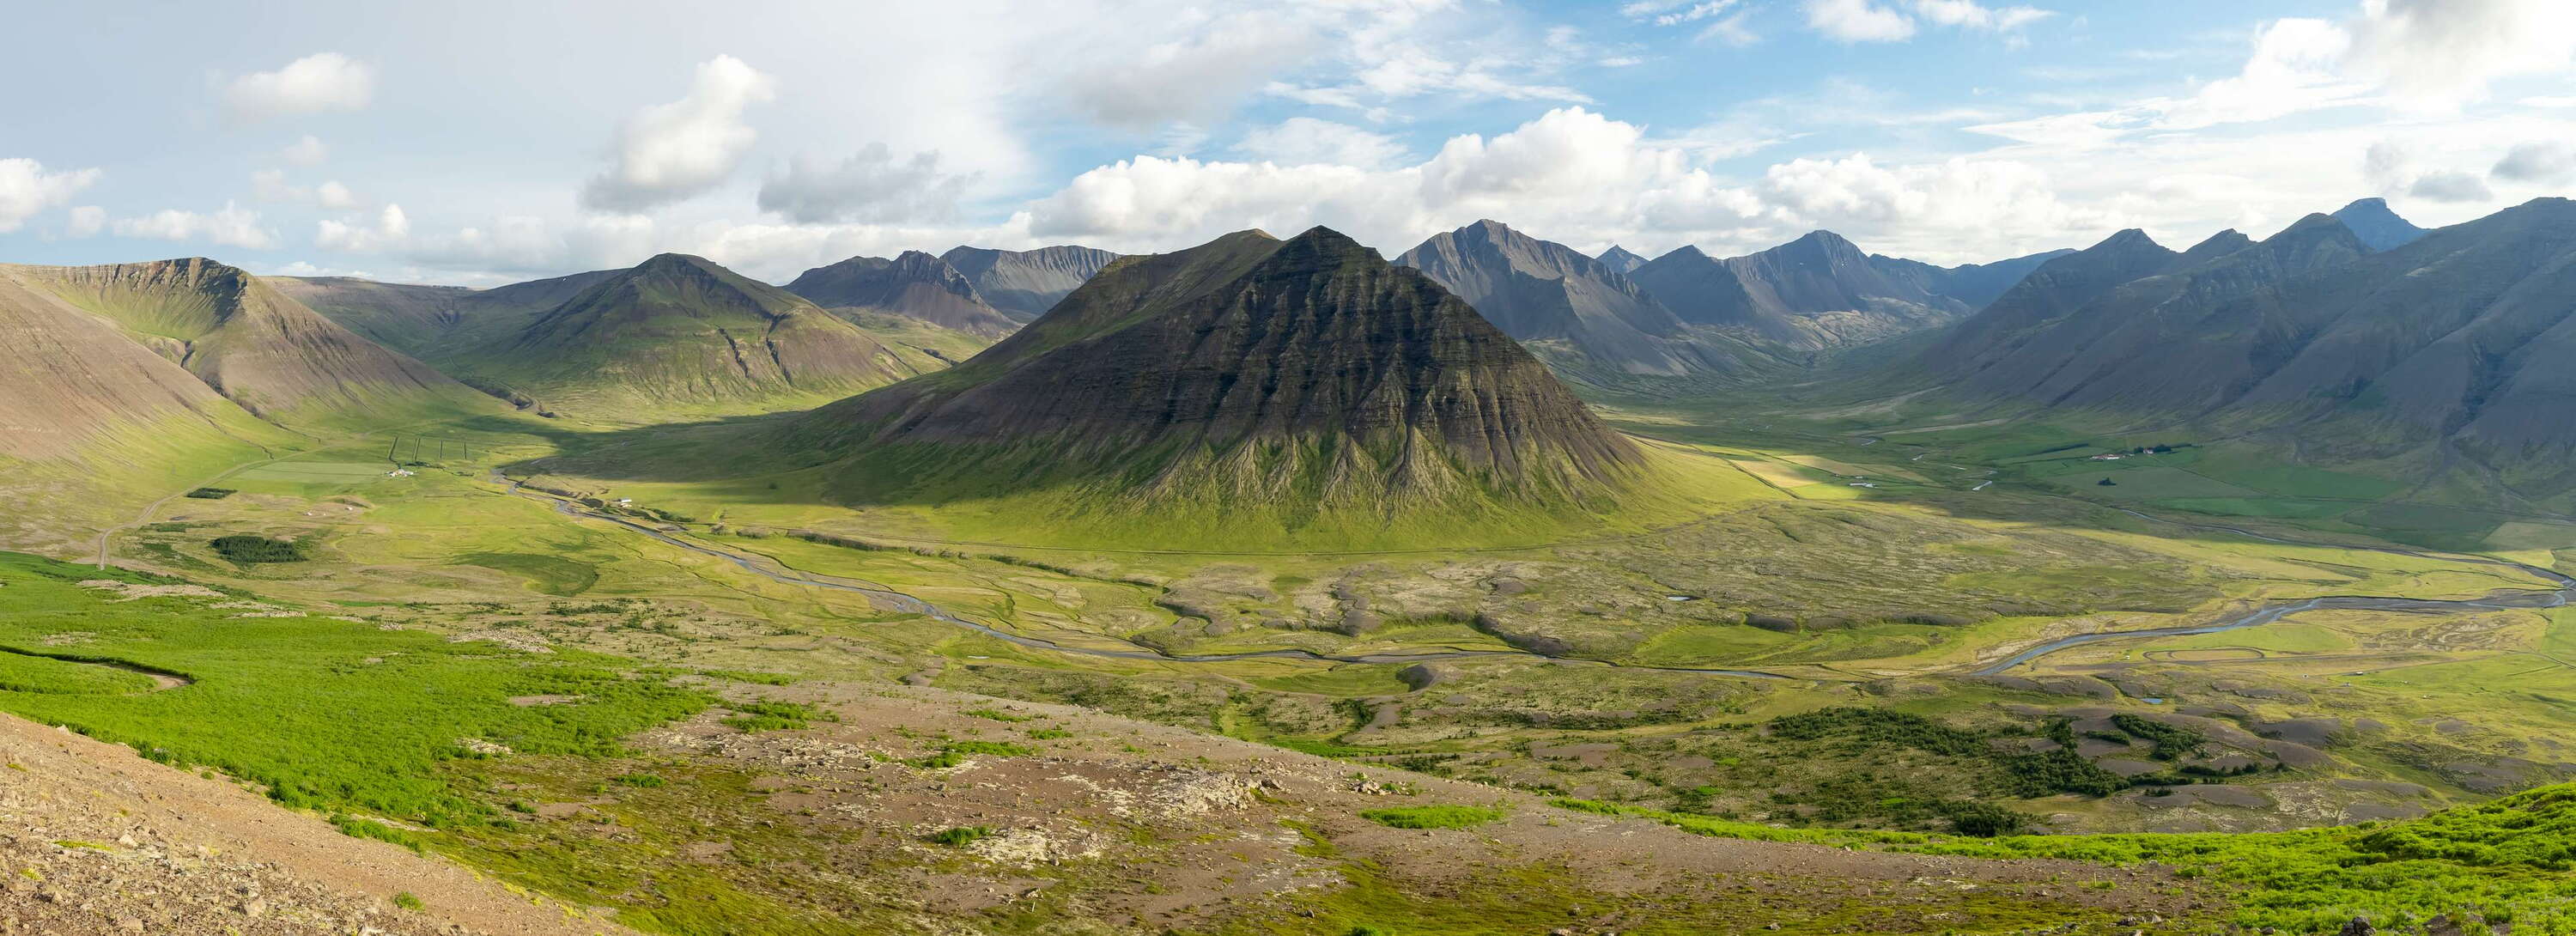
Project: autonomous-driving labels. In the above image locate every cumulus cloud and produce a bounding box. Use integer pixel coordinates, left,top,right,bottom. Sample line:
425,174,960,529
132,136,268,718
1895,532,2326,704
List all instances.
2345,0,2576,107
281,135,328,167
2491,141,2576,182
1235,119,1409,169
253,169,362,210
2407,171,2493,203
0,158,102,233
1803,0,1917,43
1024,106,2106,264
316,204,410,252
112,203,277,250
225,53,374,121
580,55,777,213
756,145,972,224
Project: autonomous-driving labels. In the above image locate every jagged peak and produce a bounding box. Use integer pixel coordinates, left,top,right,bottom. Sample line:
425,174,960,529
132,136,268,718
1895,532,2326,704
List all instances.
2089,228,2166,253
2265,213,2356,243
1654,244,1714,263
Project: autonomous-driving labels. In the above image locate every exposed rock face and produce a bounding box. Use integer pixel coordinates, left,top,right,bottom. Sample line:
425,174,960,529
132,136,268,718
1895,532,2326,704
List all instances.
938,245,1118,320
1397,220,1702,376
805,227,1641,504
5,258,477,421
2332,197,2428,252
482,253,912,412
1627,231,2063,349
785,251,1018,337
1595,245,1649,274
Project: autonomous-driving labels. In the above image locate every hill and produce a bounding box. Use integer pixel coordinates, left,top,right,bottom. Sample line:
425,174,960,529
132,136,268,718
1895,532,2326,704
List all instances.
1629,231,2063,349
784,251,1019,337
465,253,929,418
2332,197,2429,252
938,244,1118,320
1395,220,1777,381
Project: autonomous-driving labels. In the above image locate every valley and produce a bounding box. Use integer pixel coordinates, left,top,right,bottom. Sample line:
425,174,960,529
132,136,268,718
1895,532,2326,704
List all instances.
6,207,2576,936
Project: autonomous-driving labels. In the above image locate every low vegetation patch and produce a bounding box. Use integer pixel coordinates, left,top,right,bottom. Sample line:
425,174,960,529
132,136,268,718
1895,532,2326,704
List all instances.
1360,805,1508,830
208,534,307,564
720,699,834,732
182,487,234,500
924,825,995,847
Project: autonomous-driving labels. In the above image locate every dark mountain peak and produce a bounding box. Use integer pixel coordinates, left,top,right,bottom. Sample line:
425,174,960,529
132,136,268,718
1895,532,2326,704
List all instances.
2093,228,2164,253
2331,197,2428,251
1783,229,1862,253
1596,245,1649,273
632,252,727,276
935,244,1121,321
2257,214,2370,273
1393,220,1697,377
1656,244,1714,263
803,228,1643,512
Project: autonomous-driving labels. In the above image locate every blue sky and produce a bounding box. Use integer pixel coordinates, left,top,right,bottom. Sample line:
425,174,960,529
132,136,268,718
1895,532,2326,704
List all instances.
3,0,2571,284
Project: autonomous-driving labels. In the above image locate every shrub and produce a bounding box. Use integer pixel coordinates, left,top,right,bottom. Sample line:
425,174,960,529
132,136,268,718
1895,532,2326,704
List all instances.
209,535,307,564
925,825,994,847
1360,805,1508,830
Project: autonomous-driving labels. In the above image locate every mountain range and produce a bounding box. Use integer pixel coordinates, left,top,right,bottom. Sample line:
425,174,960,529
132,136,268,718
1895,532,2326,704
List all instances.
1626,230,2069,349
1900,197,2576,508
782,227,1647,535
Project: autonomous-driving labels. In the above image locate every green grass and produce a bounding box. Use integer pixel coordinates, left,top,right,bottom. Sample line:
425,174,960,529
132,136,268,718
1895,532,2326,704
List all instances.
1359,805,1507,830
720,700,833,732
0,550,710,827
450,551,600,596
0,651,161,695
925,825,995,847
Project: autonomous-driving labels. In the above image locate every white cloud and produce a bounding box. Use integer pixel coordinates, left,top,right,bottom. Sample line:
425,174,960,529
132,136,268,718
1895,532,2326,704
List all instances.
316,204,411,252
756,145,973,224
2408,170,2493,203
224,53,374,121
580,55,777,213
1068,10,1322,128
1803,0,1917,43
2344,0,2576,108
65,205,106,239
0,158,103,233
112,203,277,251
1022,106,2108,264
1236,119,1409,169
1910,1,2050,32
2492,141,2576,182
281,135,328,167
2160,17,2360,129
252,169,362,210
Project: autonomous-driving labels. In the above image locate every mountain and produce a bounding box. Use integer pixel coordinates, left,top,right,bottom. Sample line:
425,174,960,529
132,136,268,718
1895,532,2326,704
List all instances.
784,251,1018,337
2332,197,2428,252
1899,202,2576,504
4,258,488,425
1396,220,1751,380
1626,232,2064,349
1919,215,2372,410
787,227,1646,535
466,253,929,417
274,269,617,362
0,258,503,550
1595,245,1648,274
938,245,1118,321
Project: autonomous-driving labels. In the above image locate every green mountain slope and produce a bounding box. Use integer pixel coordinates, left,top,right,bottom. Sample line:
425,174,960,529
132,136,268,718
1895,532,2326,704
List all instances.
273,269,617,362
461,253,927,419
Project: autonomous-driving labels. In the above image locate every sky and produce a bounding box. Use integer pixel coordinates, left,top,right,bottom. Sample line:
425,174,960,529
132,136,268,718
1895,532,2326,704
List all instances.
3,0,2573,286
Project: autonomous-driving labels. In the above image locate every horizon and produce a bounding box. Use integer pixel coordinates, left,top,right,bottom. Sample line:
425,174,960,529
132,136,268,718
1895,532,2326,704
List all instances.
4,1,2572,288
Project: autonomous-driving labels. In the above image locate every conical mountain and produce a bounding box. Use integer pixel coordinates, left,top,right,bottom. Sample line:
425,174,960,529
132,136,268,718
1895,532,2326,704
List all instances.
793,228,1644,526
1595,245,1649,274
2332,197,2428,252
785,251,1018,337
938,244,1118,321
470,253,920,416
1395,220,1716,378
